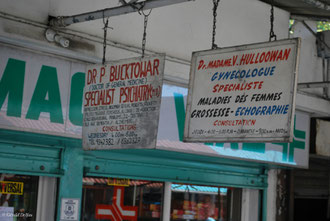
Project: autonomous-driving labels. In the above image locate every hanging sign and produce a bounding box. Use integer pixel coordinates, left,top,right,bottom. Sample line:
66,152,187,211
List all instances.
83,55,165,150
184,38,301,143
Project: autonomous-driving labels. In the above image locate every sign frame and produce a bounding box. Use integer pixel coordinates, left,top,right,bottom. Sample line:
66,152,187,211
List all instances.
184,38,301,143
83,54,165,150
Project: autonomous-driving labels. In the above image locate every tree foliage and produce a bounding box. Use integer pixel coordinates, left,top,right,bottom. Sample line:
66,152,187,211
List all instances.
317,21,330,32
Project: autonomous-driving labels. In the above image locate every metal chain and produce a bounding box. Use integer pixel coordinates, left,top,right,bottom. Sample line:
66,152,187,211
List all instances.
141,9,152,58
102,14,110,65
269,0,277,41
212,0,221,49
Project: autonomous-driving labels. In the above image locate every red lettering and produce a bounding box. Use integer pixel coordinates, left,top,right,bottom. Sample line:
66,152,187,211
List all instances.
232,55,238,66
153,59,159,75
277,50,283,61
283,48,291,60
269,50,279,62
87,69,97,85
109,66,116,82
198,60,204,70
99,67,106,83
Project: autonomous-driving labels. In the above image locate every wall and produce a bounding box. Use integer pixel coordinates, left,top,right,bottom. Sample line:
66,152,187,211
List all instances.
292,21,326,97
0,0,290,60
48,0,290,61
241,188,260,221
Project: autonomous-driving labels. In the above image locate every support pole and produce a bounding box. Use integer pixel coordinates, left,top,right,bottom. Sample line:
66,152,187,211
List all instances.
162,182,172,221
262,188,268,221
50,0,193,27
56,147,84,221
262,168,268,221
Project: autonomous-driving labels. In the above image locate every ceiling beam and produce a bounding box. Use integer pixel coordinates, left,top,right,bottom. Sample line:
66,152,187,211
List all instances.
296,92,330,117
298,81,330,89
291,14,330,22
49,0,194,27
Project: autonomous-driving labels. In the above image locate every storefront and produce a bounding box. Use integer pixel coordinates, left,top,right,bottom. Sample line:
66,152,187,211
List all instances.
80,177,241,221
0,41,310,221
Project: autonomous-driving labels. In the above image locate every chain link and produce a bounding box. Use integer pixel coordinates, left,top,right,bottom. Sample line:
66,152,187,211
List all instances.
102,14,110,65
141,9,152,58
269,0,277,41
212,0,220,49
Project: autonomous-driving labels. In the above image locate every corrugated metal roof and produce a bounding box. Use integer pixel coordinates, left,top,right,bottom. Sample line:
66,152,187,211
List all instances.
260,0,330,20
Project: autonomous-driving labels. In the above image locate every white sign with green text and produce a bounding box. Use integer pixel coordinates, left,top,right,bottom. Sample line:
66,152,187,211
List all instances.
0,45,309,167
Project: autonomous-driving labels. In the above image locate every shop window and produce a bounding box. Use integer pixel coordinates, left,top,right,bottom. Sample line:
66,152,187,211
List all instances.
81,177,164,221
171,184,242,221
0,174,39,221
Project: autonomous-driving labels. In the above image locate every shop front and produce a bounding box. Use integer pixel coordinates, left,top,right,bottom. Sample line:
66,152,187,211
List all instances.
80,177,242,221
0,43,310,221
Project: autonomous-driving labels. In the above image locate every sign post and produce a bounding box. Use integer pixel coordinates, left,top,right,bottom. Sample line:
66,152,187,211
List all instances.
83,55,165,150
184,39,300,143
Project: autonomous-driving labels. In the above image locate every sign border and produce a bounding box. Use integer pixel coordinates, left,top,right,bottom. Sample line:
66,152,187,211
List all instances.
184,38,301,143
82,54,166,150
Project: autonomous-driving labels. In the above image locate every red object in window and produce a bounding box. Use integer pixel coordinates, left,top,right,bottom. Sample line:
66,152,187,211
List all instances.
95,186,138,221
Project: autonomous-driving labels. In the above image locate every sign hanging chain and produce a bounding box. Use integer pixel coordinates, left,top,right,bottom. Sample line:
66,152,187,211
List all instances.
212,0,221,49
140,8,152,58
102,12,110,65
269,0,277,41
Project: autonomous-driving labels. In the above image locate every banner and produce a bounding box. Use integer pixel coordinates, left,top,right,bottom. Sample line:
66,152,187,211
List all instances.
184,39,300,143
83,55,165,150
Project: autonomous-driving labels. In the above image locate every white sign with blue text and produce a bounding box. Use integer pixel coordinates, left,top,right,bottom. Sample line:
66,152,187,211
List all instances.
157,85,309,168
184,39,301,143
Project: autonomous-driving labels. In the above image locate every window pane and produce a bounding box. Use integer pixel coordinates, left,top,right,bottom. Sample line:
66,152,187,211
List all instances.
171,184,240,221
0,174,39,221
81,177,164,221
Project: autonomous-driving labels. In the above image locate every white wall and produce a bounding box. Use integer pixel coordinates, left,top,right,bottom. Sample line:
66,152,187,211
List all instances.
48,0,290,61
267,169,278,221
0,0,50,23
241,189,259,221
1,0,290,61
0,0,294,86
292,21,325,96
